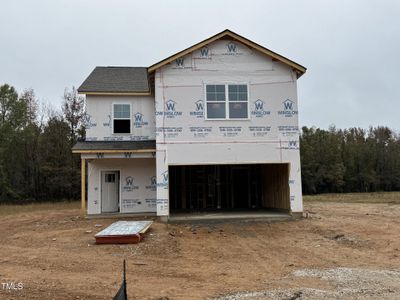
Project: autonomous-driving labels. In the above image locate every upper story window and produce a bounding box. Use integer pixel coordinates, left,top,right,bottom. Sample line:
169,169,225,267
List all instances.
206,85,226,119
113,104,131,134
206,84,248,119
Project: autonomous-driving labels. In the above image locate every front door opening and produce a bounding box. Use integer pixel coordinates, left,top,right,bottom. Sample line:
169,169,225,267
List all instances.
169,164,290,212
101,170,120,213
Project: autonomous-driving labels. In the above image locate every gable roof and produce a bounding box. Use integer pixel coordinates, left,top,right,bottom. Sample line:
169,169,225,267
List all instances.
77,67,150,95
78,30,306,95
148,29,306,77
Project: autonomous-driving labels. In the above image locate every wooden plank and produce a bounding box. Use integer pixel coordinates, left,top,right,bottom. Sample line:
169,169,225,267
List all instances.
217,165,221,209
72,149,156,154
247,167,251,208
181,167,186,209
95,221,153,244
81,158,86,215
202,165,207,209
95,235,141,244
262,164,290,210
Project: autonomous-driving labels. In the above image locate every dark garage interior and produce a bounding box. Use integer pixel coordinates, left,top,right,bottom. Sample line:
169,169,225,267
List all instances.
169,163,290,213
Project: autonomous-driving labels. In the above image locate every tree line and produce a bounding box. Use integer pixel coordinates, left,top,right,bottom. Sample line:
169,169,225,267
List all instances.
0,84,85,203
301,126,400,194
1,83,400,203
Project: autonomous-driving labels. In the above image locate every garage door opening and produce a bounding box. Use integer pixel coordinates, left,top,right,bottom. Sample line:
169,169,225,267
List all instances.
169,164,290,213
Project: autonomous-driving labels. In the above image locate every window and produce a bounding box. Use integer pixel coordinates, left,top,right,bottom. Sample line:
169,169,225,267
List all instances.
228,85,248,119
113,104,131,133
206,85,225,119
105,174,115,182
205,84,248,119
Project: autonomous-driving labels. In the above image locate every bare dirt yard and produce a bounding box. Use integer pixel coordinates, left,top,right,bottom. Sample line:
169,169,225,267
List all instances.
1,193,400,299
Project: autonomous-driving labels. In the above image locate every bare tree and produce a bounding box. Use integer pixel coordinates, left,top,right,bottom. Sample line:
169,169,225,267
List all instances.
62,87,85,144
20,88,38,125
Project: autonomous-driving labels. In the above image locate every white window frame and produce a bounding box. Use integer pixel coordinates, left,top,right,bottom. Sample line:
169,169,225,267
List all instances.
112,103,132,134
204,83,250,120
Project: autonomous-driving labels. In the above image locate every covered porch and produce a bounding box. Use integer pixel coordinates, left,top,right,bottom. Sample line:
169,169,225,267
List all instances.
72,140,156,216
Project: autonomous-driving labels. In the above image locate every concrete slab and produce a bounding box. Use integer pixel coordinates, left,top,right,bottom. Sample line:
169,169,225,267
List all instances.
169,211,294,224
86,212,156,219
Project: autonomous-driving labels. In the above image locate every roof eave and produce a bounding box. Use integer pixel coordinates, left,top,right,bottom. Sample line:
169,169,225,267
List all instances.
72,149,156,154
77,91,152,96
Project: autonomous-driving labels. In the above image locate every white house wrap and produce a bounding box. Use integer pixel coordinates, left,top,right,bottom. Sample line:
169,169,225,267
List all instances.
73,29,307,220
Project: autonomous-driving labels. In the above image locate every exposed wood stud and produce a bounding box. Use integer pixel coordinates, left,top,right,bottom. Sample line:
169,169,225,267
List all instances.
169,164,290,212
181,167,186,209
81,158,86,215
202,165,206,209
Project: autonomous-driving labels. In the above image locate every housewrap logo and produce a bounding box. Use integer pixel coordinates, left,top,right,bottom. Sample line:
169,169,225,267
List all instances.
156,100,183,118
189,100,204,118
103,114,111,127
176,57,184,67
123,176,139,192
278,99,298,117
227,42,236,54
251,99,271,117
279,140,299,150
223,42,242,56
133,112,149,128
157,171,168,189
200,47,209,58
283,140,299,150
145,176,157,191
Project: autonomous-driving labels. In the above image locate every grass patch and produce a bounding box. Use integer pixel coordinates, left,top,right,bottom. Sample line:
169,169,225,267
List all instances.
304,192,400,204
0,201,80,216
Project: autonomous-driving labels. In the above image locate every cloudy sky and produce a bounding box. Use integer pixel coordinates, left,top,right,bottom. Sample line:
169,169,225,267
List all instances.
0,0,399,129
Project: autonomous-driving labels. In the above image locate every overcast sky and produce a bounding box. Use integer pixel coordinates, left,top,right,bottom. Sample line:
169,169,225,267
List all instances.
1,0,399,129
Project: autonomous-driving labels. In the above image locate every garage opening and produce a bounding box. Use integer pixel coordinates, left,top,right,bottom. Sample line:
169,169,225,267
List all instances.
169,164,290,213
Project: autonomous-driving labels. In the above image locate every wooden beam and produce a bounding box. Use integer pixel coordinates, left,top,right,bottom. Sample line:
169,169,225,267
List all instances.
72,149,156,154
224,33,307,74
181,167,186,209
217,165,221,209
81,158,86,215
202,165,206,209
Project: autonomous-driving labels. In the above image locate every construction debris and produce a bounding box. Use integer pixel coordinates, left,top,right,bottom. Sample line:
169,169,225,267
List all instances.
95,221,152,244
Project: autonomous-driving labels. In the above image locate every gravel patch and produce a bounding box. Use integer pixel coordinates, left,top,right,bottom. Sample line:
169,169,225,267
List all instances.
213,268,400,299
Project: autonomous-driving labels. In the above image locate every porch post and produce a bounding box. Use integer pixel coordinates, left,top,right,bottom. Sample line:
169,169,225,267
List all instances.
81,158,86,215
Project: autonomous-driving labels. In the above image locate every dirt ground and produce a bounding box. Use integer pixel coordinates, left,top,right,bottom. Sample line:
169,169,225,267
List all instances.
1,198,400,299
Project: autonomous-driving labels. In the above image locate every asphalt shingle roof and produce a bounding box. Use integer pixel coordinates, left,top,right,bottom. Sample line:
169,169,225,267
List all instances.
77,67,149,93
